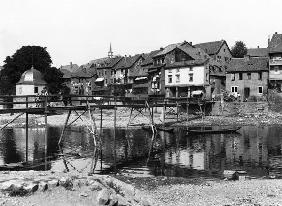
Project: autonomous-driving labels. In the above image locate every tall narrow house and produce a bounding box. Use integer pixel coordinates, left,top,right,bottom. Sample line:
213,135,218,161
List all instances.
268,32,282,91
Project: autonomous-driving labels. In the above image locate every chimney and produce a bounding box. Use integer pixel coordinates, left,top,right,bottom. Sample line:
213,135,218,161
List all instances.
257,46,260,48
160,47,164,51
189,42,192,45
70,62,73,68
268,35,271,47
275,32,278,34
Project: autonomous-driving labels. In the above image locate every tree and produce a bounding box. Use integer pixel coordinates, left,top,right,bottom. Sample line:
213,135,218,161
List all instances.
231,41,248,58
0,46,63,95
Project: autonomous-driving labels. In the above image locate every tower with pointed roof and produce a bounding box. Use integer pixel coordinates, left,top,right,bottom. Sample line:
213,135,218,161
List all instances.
108,43,113,58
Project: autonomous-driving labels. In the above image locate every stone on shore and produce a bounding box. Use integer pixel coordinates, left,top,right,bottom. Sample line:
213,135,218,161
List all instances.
97,189,111,205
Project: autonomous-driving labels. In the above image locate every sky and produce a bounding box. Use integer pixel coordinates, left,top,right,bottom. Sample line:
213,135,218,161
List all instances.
0,0,281,67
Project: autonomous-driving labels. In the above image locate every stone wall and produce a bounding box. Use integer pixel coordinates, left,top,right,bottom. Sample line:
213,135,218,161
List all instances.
210,101,269,116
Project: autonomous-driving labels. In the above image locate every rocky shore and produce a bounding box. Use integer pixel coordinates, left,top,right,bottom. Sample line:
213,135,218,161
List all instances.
0,171,153,206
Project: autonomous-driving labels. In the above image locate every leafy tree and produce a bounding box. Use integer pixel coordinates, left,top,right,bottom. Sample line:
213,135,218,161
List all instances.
0,46,63,95
231,41,248,58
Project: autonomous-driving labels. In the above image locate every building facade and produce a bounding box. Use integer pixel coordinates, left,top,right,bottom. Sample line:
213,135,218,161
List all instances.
268,32,282,91
226,56,269,101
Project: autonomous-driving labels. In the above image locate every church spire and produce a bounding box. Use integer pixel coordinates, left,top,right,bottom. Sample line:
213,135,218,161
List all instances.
108,43,113,58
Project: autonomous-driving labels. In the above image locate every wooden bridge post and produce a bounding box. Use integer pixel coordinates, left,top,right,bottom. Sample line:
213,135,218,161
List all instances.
162,99,166,126
44,95,48,170
25,96,28,162
100,108,103,142
176,101,179,122
113,96,117,173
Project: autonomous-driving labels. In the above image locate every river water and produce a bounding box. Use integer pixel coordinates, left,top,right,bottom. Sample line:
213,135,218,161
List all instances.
0,125,281,179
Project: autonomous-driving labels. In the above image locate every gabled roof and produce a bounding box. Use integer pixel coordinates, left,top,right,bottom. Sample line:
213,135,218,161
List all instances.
114,54,143,70
227,57,269,73
153,41,193,58
247,48,269,57
268,33,282,53
141,50,161,66
194,40,226,56
178,45,209,60
96,56,123,69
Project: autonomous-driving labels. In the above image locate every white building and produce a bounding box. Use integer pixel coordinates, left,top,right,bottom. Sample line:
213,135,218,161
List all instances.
16,66,47,96
15,67,47,108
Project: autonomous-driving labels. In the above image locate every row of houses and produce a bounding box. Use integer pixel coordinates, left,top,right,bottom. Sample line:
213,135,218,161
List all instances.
61,40,232,100
59,32,282,101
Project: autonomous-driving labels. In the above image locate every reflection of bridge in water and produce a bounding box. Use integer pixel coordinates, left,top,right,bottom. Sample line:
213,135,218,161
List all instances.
0,94,212,171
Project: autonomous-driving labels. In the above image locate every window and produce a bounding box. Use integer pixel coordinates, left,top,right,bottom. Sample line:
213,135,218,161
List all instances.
168,69,172,73
258,72,262,80
34,86,38,93
168,75,172,83
176,69,180,73
258,86,263,94
231,86,238,93
189,67,193,71
239,73,243,80
206,73,209,82
225,57,229,62
247,73,251,80
18,87,22,95
231,73,235,81
189,74,193,82
104,71,107,75
176,74,180,82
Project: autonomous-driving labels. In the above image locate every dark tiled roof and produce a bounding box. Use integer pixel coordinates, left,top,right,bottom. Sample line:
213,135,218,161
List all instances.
247,48,269,57
153,41,192,58
71,69,92,78
269,33,282,53
178,45,209,60
60,64,79,73
227,57,269,72
194,40,225,55
96,56,123,69
60,69,72,79
114,54,142,69
141,50,161,66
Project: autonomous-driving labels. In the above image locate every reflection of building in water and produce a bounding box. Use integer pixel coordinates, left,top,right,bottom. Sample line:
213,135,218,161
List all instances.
224,126,269,171
164,137,205,170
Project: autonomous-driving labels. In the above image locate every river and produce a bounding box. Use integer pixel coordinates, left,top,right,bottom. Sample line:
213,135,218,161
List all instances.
0,125,281,179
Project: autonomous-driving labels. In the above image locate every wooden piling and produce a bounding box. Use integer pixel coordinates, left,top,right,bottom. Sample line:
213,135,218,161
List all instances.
176,101,179,122
113,97,117,173
44,96,48,170
25,96,28,162
58,110,71,146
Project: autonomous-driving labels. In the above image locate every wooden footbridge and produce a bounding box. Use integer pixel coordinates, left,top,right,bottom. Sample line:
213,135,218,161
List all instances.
0,94,212,171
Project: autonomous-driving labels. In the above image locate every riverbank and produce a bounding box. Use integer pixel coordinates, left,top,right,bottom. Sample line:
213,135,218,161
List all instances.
1,107,282,129
0,171,281,206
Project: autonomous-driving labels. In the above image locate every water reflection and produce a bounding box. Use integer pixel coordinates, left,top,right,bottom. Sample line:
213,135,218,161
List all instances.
0,125,281,179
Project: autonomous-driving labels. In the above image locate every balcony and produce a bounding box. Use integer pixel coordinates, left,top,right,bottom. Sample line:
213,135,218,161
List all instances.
270,59,282,66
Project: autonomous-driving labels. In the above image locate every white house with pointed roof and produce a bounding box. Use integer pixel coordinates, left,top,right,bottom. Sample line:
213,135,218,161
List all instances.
16,66,47,96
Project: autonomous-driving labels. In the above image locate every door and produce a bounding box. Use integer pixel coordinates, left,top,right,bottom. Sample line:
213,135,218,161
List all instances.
244,87,250,99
